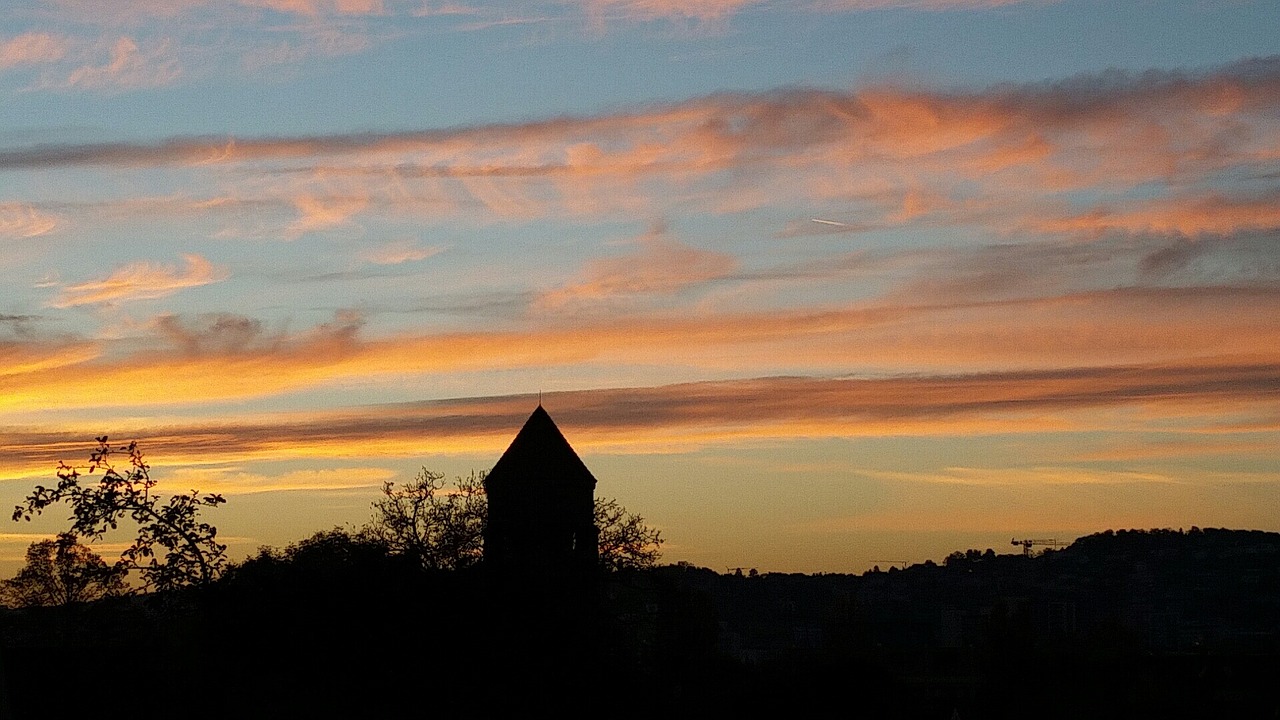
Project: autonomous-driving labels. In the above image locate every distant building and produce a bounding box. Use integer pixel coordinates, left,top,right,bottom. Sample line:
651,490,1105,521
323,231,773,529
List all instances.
482,405,598,576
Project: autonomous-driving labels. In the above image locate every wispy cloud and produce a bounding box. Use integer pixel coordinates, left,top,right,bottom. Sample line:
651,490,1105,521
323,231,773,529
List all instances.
0,32,70,69
0,532,63,542
165,465,395,494
577,0,762,25
538,223,736,308
287,192,369,235
1038,191,1280,238
57,36,182,91
239,30,373,71
857,466,1177,487
240,0,388,16
0,339,100,378
360,239,444,265
48,254,229,308
412,3,483,18
576,0,1040,27
815,0,1043,9
0,203,58,238
1079,439,1280,462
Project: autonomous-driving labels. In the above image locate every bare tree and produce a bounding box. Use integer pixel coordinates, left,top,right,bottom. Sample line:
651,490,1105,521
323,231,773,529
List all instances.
594,498,663,572
362,469,487,571
12,437,227,592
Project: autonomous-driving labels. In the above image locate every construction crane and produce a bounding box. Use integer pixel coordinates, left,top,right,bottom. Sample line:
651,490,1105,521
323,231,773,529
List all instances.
1011,538,1062,556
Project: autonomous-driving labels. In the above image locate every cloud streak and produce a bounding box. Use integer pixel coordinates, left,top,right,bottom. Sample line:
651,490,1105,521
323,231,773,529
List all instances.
18,0,1049,29
2,56,1276,239
1,359,1276,478
48,254,229,308
164,465,396,495
359,239,444,265
0,280,1276,411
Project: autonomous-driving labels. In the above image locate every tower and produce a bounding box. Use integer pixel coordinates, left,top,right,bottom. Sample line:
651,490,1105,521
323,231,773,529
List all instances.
482,405,598,575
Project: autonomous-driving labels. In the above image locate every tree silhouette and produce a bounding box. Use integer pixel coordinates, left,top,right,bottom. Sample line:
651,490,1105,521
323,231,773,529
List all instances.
0,532,127,607
364,467,663,572
594,497,663,572
363,469,487,571
12,437,228,591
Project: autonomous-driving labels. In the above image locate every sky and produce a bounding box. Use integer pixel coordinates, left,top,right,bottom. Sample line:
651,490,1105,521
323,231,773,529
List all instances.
1,0,1279,575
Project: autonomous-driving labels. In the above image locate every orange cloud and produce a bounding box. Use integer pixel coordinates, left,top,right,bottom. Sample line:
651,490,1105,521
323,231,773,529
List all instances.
1040,192,1280,237
0,340,100,377
1,359,1275,478
1,283,1279,413
48,254,229,308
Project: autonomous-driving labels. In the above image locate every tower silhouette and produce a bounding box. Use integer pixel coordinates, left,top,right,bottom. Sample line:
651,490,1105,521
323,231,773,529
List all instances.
482,405,599,575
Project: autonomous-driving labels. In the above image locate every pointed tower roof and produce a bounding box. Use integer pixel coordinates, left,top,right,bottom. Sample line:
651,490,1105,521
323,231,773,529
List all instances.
486,405,597,490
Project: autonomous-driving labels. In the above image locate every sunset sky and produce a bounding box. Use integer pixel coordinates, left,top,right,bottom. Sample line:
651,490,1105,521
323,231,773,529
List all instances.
2,0,1279,575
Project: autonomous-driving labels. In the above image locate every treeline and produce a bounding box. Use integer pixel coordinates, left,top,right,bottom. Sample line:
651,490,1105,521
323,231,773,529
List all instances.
2,441,1277,718
0,536,703,719
1,527,1277,719
0,440,669,718
659,527,1280,718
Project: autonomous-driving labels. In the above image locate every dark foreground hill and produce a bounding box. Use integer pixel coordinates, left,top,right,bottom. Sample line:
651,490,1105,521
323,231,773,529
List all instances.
1,528,1277,719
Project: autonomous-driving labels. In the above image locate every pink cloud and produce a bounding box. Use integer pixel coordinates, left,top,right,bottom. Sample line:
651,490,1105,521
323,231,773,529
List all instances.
360,239,444,265
539,224,737,308
578,0,761,24
238,0,387,15
0,32,69,69
2,57,1276,238
576,0,1038,26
